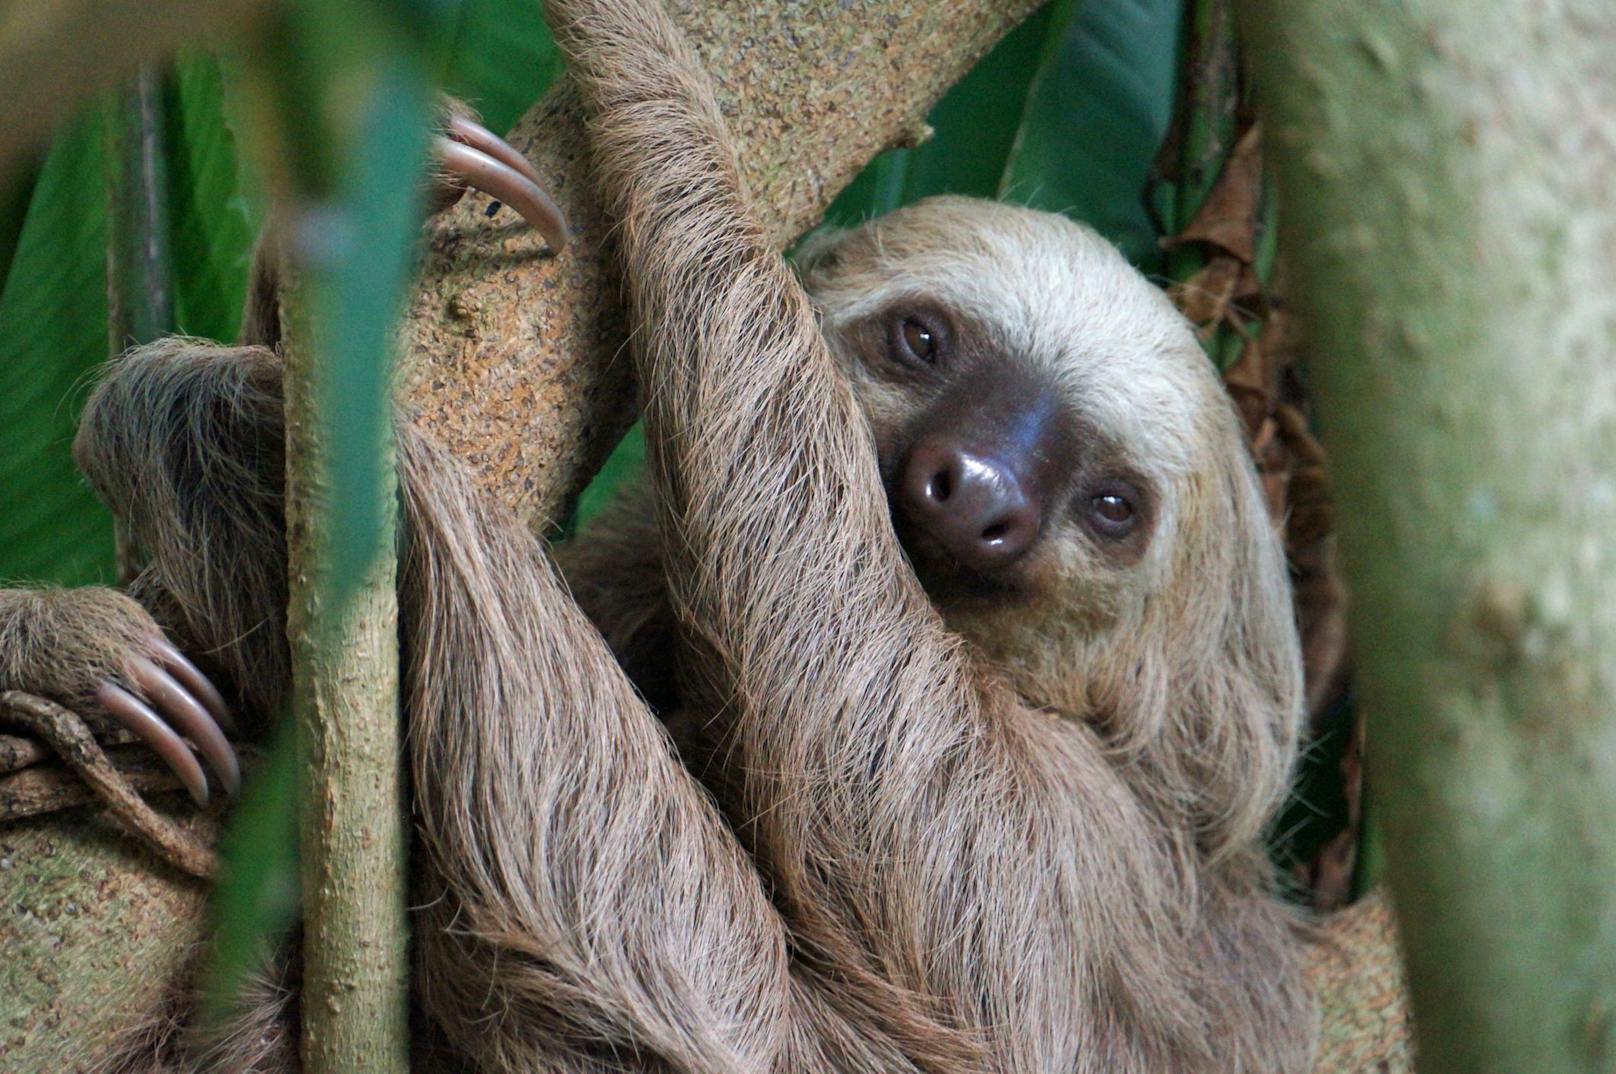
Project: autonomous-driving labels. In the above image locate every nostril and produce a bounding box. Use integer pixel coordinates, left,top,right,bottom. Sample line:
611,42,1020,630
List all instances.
898,437,1042,570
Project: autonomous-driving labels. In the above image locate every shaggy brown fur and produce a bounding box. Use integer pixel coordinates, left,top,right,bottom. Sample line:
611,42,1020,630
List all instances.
0,0,1317,1069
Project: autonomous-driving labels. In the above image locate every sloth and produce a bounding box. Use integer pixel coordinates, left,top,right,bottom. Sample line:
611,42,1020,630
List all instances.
0,0,1316,1070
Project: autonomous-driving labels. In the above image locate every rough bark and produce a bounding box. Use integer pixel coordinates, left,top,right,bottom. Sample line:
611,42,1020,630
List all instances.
401,0,1043,528
1307,891,1413,1074
1236,3,1616,1072
281,284,410,1071
0,807,209,1070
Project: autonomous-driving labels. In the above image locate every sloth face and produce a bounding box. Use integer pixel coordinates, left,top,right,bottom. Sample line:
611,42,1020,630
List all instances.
800,196,1259,672
836,299,1160,605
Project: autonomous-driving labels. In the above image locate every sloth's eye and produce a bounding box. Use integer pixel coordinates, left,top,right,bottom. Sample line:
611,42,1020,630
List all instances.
1088,490,1137,538
899,318,937,363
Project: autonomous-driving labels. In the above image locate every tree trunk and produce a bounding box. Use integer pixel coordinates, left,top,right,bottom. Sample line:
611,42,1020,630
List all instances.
1236,3,1616,1072
401,0,1046,528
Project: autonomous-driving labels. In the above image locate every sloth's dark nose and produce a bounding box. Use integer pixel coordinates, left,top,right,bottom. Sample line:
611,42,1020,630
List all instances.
898,436,1040,572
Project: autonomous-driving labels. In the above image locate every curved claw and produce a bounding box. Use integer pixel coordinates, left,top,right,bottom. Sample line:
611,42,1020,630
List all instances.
447,114,547,193
150,636,236,736
131,655,240,796
95,681,209,806
435,137,570,253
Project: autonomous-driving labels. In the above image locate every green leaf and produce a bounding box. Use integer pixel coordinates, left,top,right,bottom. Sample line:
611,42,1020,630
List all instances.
572,421,647,529
0,160,39,295
1002,0,1183,269
1,53,262,589
820,0,1180,273
0,107,116,587
436,0,563,134
198,717,301,1022
305,63,435,607
909,0,1079,202
167,51,261,344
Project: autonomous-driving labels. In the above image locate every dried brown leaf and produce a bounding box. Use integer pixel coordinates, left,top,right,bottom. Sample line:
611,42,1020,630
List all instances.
1165,124,1264,262
1172,256,1237,329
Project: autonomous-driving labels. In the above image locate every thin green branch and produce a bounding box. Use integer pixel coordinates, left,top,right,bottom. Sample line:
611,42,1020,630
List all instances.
224,6,436,1070
105,64,175,353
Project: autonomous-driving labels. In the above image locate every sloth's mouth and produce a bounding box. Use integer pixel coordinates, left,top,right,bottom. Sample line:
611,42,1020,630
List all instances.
890,517,1033,606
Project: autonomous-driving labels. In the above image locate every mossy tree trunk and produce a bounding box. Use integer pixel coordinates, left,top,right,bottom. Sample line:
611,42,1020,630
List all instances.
1236,3,1616,1072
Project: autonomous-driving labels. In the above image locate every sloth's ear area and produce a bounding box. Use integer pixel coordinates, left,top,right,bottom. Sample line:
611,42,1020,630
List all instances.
425,95,569,252
792,225,856,291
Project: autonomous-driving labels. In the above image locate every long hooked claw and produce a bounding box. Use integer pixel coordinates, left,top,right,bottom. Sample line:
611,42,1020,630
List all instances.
447,114,548,193
150,636,236,736
95,681,210,806
130,655,240,796
435,136,570,253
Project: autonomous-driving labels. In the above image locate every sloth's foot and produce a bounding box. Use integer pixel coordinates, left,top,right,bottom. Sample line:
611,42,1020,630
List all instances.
0,587,238,807
93,635,238,806
427,100,569,252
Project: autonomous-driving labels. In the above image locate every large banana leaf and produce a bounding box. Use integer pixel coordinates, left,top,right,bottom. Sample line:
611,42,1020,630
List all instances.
168,52,261,344
0,110,115,587
1002,0,1182,269
437,0,563,135
0,56,261,586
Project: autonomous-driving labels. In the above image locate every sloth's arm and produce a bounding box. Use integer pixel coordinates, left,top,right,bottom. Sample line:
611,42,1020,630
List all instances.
74,342,811,1074
395,429,804,1074
545,0,1203,1062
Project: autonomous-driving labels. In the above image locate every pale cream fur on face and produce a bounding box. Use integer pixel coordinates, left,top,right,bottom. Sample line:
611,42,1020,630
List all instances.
802,196,1303,855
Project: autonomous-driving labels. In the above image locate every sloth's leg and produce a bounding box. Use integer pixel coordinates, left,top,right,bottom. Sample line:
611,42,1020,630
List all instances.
0,341,287,804
74,341,294,734
240,98,566,350
67,338,804,1073
0,586,237,804
392,419,809,1074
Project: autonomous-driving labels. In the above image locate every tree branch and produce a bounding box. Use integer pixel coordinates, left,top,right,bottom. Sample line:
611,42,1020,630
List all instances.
401,0,1044,528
